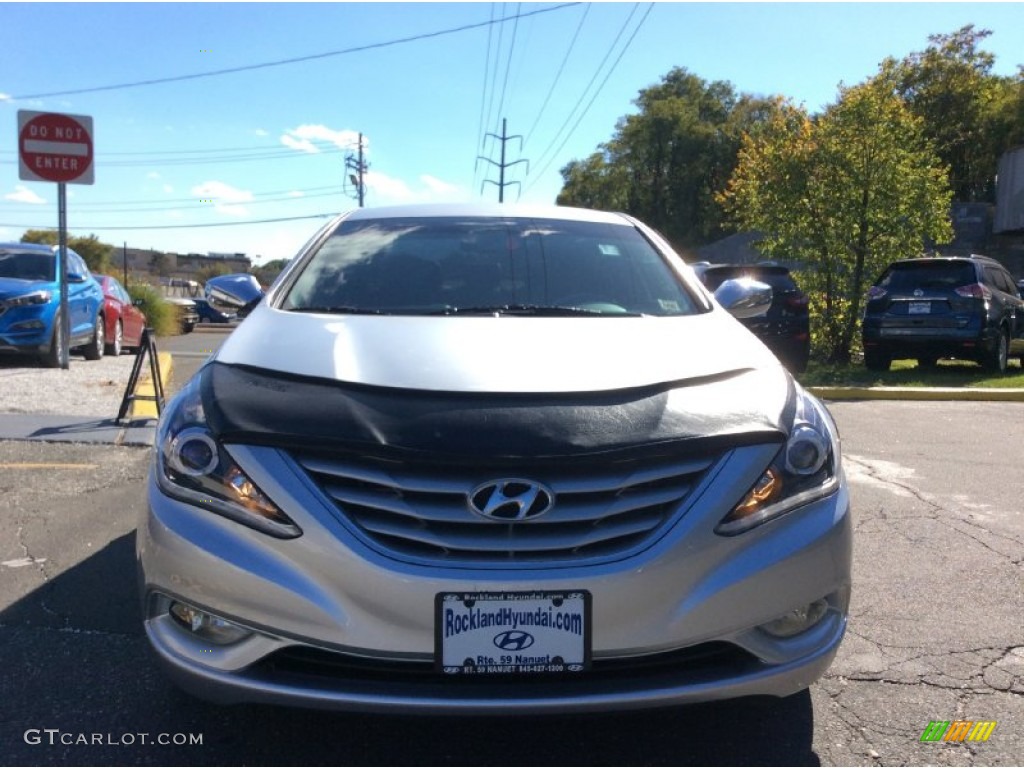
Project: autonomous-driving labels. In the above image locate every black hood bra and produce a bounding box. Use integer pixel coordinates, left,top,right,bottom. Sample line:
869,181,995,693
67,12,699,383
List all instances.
201,361,795,462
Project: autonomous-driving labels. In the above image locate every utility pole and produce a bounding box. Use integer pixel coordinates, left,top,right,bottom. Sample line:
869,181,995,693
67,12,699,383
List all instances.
345,133,368,208
478,118,528,203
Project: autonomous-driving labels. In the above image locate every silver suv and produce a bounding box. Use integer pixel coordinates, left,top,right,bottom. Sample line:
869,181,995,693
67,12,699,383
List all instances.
139,204,851,714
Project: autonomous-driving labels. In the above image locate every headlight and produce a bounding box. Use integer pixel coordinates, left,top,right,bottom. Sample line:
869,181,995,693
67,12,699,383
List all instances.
155,373,301,538
3,290,52,308
717,387,841,535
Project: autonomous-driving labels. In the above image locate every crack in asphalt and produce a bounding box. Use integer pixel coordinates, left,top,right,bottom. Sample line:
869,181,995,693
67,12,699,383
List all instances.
845,454,1024,565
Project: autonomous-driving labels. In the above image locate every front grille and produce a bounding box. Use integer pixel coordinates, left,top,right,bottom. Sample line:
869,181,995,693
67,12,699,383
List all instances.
293,451,719,565
253,641,756,689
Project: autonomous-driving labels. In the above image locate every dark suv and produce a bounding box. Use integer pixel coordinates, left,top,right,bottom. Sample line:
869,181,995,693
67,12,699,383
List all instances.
693,262,811,372
861,254,1024,373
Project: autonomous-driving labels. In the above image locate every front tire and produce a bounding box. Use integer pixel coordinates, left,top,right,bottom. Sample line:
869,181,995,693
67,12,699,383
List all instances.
41,314,64,368
82,313,105,361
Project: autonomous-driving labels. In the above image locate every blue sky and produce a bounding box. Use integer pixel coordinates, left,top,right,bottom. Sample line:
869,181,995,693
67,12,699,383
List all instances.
2,1,1023,264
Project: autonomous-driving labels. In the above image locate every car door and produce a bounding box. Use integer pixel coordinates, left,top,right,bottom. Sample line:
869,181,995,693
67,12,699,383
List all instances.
65,251,90,338
116,279,145,344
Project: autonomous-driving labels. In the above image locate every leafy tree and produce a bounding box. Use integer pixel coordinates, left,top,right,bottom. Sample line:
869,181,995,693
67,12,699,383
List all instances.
253,258,290,288
557,67,783,248
21,230,113,273
879,25,1022,202
719,80,953,363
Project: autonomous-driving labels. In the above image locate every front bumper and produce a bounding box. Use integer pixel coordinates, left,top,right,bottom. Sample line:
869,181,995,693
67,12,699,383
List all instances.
138,443,852,714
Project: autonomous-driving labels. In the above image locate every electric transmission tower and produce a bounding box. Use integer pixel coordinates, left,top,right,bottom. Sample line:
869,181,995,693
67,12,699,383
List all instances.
477,119,529,203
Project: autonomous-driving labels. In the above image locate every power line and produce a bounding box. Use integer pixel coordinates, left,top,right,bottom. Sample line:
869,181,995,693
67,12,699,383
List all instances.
9,3,581,100
523,4,591,148
492,3,523,141
2,188,346,214
0,213,338,231
474,4,498,184
528,4,641,179
0,144,347,168
527,4,653,192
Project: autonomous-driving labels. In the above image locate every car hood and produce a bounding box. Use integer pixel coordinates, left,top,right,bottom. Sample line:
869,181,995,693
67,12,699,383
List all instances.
215,305,783,394
203,306,795,457
0,277,52,300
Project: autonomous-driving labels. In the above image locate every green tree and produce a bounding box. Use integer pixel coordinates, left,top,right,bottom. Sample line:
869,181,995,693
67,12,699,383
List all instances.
557,67,783,248
719,81,954,363
879,25,1022,202
21,230,113,273
253,258,290,288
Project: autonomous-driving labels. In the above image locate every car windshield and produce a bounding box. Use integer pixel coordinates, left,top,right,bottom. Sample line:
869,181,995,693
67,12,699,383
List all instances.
878,262,975,291
0,250,56,282
281,216,700,316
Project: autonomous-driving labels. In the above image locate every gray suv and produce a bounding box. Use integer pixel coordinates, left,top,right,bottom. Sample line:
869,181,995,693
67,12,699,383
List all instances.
862,254,1024,372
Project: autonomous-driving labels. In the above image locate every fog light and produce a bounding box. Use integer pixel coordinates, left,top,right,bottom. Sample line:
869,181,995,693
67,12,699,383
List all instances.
10,320,45,331
169,601,252,645
759,599,829,638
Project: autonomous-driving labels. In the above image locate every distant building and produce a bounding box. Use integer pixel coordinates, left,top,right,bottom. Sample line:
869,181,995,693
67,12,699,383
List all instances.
119,248,251,280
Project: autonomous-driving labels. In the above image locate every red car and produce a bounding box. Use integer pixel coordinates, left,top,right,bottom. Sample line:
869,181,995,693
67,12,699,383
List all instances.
95,274,147,355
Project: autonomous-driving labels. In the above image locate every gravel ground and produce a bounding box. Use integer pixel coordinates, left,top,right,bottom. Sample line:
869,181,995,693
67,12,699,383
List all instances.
0,353,143,417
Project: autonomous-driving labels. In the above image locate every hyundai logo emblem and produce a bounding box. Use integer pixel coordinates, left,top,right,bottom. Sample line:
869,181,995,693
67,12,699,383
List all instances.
468,479,555,521
494,630,535,652
913,289,924,297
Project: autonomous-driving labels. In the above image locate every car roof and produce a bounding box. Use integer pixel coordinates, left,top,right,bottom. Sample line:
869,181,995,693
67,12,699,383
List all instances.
340,202,634,225
889,254,999,267
694,262,791,274
0,242,56,253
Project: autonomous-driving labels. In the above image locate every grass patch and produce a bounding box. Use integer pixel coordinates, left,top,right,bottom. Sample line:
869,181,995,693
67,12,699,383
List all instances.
798,358,1024,389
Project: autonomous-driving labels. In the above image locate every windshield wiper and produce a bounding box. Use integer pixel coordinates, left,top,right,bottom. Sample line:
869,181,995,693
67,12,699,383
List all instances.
430,304,638,317
286,305,388,315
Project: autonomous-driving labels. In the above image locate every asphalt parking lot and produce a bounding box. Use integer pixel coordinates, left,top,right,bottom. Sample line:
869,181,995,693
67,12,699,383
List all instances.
0,335,1021,766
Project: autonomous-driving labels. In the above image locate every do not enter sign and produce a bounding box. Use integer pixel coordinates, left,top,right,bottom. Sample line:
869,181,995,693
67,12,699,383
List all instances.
18,111,94,185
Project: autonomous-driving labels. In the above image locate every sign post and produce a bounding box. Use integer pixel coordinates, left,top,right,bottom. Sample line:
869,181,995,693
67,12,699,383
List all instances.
17,111,95,369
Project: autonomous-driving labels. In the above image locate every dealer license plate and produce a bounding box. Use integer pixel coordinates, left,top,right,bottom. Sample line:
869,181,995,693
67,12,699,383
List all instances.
436,591,591,675
908,301,931,314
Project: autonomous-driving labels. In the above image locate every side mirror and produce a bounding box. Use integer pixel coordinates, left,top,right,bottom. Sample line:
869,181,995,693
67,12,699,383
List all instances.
237,296,262,319
714,277,773,319
67,271,87,283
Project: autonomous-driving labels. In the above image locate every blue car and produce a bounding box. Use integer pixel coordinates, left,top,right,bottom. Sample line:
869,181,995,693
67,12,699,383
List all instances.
0,242,106,367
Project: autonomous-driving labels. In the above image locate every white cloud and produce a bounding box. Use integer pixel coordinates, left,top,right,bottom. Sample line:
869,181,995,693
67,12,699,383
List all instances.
287,190,304,198
281,124,362,154
163,184,174,194
365,171,414,203
421,175,461,196
361,172,466,206
5,185,46,204
146,171,161,180
0,92,13,102
254,128,268,137
280,134,318,154
191,180,253,217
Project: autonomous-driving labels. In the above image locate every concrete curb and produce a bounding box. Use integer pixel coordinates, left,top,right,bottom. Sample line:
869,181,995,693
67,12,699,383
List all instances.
130,352,174,419
808,386,1024,402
